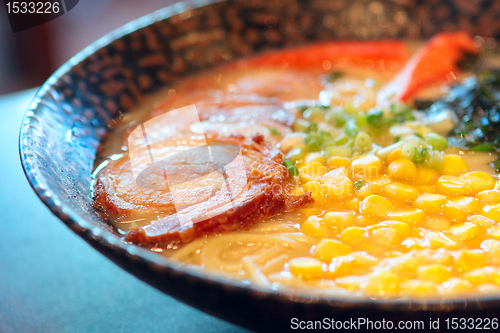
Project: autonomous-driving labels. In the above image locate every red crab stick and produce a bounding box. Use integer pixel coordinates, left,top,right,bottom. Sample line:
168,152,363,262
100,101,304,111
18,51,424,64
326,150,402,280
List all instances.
378,31,480,103
243,40,408,70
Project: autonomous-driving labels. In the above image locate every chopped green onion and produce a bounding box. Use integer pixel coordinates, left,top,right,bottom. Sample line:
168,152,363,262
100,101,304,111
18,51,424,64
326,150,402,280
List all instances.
494,161,500,173
293,119,310,132
319,130,332,140
269,128,281,136
308,122,318,132
402,113,416,122
305,132,322,144
471,143,496,152
286,147,305,164
401,143,416,160
390,102,411,115
355,113,368,127
331,133,349,146
326,110,347,127
306,138,321,152
297,106,308,114
366,109,383,126
303,107,325,123
325,145,353,158
412,150,425,164
424,133,448,151
344,122,360,137
343,104,358,114
423,149,444,171
283,160,299,176
354,132,372,152
354,180,363,190
394,136,401,143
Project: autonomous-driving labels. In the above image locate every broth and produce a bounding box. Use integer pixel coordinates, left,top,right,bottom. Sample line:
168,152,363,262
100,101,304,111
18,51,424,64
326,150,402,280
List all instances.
93,36,500,299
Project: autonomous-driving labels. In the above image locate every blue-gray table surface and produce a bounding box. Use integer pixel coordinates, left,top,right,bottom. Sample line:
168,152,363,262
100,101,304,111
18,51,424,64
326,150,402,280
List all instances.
0,88,248,333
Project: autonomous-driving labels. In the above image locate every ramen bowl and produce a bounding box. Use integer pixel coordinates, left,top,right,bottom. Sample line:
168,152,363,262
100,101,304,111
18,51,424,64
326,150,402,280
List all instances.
19,0,500,331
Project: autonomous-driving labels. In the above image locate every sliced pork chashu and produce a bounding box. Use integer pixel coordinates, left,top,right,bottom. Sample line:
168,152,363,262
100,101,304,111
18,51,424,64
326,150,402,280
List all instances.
124,134,312,246
94,92,312,245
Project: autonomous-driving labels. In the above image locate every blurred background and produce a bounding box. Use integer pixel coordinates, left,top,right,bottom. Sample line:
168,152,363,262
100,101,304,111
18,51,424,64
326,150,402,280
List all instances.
0,0,179,96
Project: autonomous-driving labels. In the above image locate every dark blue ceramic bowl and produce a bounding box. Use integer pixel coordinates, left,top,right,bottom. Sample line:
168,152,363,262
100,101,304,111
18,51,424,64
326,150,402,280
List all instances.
20,0,500,331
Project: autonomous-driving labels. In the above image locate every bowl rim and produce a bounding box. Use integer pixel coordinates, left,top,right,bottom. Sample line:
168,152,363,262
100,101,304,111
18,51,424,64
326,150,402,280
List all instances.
18,0,500,311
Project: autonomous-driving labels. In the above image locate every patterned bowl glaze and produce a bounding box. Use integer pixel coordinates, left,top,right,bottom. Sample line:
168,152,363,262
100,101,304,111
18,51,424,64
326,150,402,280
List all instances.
20,0,500,331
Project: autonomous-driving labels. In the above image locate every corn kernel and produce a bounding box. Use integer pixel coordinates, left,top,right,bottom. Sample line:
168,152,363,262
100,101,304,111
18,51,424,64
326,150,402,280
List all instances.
425,231,457,249
401,237,426,250
388,256,418,277
355,215,377,227
303,181,325,202
463,267,500,285
388,208,425,224
468,215,495,229
482,204,500,222
301,207,323,216
477,190,500,204
478,284,500,294
323,176,354,200
386,148,403,165
415,167,439,186
454,249,486,272
320,167,349,182
364,271,400,298
488,226,500,240
327,156,351,169
448,223,479,241
435,175,471,196
414,249,454,266
304,152,326,165
301,216,327,238
422,215,450,231
370,227,401,246
400,280,438,297
374,221,411,237
441,278,473,296
351,155,383,179
360,195,393,218
461,171,496,193
481,239,500,266
355,185,374,200
313,239,352,262
327,252,378,278
288,257,323,280
414,193,447,213
418,264,452,283
368,175,392,194
346,197,360,211
443,196,479,222
341,227,368,246
323,211,355,229
383,182,419,204
387,159,418,182
299,162,327,183
417,185,435,193
335,277,362,291
442,154,468,176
